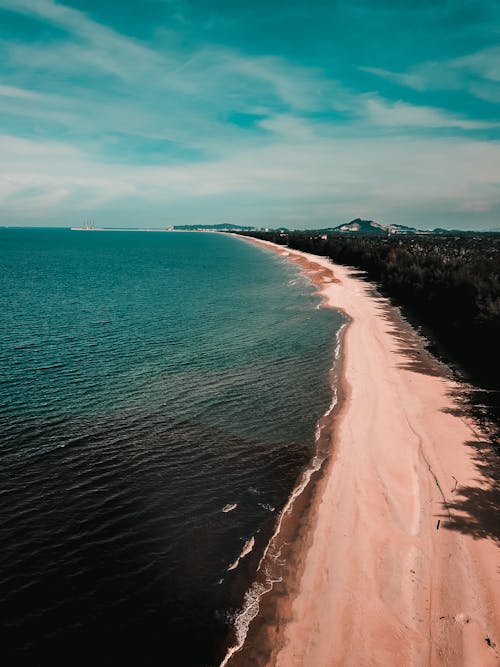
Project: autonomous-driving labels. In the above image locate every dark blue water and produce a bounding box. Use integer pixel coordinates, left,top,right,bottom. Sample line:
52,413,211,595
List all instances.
0,229,344,666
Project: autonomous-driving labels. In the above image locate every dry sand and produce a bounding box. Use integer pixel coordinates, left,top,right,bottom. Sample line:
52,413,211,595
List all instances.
232,237,499,667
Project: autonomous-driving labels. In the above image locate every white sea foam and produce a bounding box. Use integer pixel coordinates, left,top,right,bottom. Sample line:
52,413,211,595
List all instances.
334,322,348,361
227,536,255,572
219,581,272,667
222,503,237,513
240,536,255,559
219,270,349,666
258,503,275,512
219,444,330,665
219,397,338,664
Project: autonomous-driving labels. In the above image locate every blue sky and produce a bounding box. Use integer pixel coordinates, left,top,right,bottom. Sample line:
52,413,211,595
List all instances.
1,0,499,229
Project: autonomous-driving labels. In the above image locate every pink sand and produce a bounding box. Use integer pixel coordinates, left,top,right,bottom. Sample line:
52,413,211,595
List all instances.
239,238,499,666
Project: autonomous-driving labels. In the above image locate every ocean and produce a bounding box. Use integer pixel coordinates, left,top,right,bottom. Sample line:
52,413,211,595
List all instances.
0,229,345,666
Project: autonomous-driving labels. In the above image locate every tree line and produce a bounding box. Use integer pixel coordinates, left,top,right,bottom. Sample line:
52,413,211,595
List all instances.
238,231,500,394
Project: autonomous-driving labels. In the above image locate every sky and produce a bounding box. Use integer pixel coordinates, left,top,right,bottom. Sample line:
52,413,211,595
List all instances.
1,0,499,230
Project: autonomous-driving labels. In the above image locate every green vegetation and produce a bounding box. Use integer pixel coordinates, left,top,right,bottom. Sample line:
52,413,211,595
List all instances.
239,231,500,395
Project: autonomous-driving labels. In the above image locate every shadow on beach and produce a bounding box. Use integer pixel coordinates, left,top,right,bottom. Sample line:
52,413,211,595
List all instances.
439,384,500,543
351,271,500,544
438,436,500,543
352,272,450,379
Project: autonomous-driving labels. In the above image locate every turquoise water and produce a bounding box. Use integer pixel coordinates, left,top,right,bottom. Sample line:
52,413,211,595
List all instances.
0,229,344,666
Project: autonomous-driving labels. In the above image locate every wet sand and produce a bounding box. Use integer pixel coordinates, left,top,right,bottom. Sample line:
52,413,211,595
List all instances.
229,236,499,666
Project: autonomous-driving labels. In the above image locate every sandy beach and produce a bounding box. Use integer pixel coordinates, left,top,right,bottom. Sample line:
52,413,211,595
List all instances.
228,236,499,667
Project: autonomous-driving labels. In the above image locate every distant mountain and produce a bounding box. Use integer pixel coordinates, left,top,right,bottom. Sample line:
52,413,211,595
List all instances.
173,223,255,231
172,220,497,236
387,223,419,234
310,219,419,235
333,218,386,234
330,222,497,236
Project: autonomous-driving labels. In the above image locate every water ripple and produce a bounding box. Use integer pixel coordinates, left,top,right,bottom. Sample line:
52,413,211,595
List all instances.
0,229,343,666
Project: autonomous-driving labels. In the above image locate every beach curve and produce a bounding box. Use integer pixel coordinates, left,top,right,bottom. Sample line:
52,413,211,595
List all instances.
225,235,499,667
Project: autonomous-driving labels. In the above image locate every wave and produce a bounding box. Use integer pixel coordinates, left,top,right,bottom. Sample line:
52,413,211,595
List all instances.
227,536,255,572
257,503,275,512
222,503,238,513
219,321,348,665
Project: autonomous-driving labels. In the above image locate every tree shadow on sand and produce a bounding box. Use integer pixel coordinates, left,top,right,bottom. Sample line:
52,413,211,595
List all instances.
438,385,500,543
437,438,500,543
349,270,500,544
352,272,451,379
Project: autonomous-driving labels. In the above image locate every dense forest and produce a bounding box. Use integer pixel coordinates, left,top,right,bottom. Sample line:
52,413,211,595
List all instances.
238,231,500,406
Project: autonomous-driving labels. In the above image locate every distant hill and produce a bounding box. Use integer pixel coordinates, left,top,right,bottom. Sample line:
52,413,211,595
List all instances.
173,223,255,231
307,218,403,235
387,223,420,234
172,220,498,236
312,221,497,236
333,218,387,234
324,218,422,235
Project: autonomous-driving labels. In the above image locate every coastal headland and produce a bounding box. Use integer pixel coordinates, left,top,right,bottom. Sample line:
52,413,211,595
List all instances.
227,236,499,666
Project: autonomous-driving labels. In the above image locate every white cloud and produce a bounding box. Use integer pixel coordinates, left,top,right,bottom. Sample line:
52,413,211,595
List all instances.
1,128,499,225
362,97,497,129
1,0,499,228
451,46,500,83
257,114,317,140
0,84,45,99
0,0,326,112
360,46,500,103
360,66,425,90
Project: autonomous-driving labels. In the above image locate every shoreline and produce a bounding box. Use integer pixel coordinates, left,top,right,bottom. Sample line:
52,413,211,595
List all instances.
223,235,499,666
219,236,349,666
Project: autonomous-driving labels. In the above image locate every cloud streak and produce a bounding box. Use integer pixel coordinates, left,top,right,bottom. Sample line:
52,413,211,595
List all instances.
0,0,499,228
361,45,500,103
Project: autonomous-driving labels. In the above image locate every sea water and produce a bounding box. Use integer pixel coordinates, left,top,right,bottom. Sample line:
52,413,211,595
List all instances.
0,229,344,666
